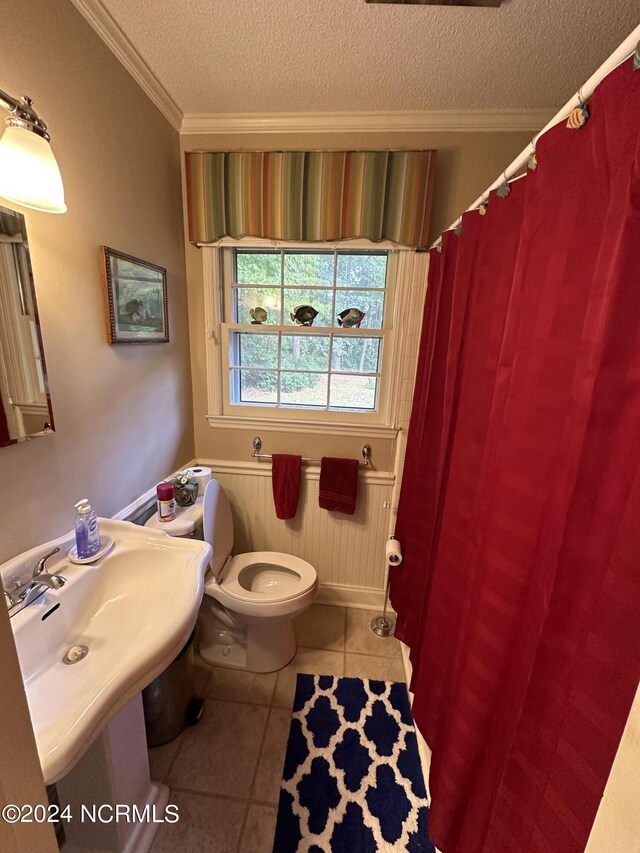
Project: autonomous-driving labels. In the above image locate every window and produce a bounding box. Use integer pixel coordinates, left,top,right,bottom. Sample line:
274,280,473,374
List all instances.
220,248,396,419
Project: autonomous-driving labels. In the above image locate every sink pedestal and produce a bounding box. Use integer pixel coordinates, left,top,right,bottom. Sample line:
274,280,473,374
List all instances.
57,693,169,853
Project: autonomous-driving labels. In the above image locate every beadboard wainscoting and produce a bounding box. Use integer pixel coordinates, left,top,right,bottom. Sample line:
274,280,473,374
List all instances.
201,459,394,610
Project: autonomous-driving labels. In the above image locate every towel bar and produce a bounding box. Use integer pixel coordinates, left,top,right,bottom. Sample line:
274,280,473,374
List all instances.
251,436,371,467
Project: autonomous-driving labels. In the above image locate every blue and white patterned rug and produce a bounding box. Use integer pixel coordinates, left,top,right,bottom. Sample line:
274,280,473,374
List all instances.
273,674,434,852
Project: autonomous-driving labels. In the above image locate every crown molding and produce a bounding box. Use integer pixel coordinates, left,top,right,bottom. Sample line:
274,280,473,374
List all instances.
181,108,556,136
64,2,554,138
69,0,182,131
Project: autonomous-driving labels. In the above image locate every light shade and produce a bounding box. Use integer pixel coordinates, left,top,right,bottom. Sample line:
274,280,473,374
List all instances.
0,124,66,213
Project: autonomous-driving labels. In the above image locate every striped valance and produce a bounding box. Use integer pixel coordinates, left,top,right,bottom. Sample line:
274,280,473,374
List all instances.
185,150,436,248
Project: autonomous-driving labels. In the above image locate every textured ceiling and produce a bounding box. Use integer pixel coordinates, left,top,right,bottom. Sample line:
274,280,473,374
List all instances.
97,0,638,114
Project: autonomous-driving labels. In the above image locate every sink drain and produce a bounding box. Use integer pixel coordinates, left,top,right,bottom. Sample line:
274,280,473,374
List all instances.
62,644,89,665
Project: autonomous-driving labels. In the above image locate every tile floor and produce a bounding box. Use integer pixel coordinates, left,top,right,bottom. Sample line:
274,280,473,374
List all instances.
150,604,406,853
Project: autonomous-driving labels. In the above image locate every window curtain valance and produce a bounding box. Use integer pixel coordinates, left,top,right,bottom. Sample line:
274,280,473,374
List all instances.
185,150,436,248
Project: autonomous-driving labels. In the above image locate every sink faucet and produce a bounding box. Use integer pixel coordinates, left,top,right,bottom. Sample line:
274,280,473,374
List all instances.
5,547,66,615
32,547,65,585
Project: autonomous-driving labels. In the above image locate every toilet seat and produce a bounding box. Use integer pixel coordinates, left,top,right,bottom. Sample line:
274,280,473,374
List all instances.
202,550,318,620
220,551,316,604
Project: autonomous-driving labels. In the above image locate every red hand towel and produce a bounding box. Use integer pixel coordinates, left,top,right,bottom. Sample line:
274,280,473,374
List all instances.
319,457,359,515
271,454,302,520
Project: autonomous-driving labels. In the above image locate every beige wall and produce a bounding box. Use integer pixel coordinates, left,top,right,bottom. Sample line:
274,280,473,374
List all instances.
0,0,194,563
0,0,193,839
180,129,531,466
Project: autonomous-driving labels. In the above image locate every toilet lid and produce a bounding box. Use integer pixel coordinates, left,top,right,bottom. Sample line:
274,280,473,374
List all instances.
220,551,317,604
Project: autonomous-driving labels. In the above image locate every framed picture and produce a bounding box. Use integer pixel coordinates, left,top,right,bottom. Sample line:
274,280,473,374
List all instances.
101,246,169,344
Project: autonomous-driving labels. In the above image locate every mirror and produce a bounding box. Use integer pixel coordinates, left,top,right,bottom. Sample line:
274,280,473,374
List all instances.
0,204,54,448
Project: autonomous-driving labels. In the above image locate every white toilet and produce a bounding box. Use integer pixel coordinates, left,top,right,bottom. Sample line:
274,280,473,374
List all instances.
147,478,318,672
199,479,318,671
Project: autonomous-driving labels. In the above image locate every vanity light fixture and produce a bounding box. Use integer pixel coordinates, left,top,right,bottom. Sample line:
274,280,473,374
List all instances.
0,88,66,214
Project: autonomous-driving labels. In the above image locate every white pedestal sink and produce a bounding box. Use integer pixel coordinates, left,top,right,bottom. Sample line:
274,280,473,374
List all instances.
57,694,170,853
1,518,212,852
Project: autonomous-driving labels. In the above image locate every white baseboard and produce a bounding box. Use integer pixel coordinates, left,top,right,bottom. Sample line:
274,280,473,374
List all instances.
316,583,390,611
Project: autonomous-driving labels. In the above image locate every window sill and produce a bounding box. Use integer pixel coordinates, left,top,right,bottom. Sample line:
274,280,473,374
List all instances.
205,413,400,440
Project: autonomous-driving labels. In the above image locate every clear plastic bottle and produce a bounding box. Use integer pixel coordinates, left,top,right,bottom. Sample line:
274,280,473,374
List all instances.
74,499,100,559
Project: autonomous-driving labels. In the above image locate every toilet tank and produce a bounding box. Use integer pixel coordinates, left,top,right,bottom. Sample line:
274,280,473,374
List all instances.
203,480,234,578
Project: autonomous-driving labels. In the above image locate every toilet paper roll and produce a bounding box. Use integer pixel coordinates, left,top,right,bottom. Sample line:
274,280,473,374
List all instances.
189,466,212,496
386,538,403,566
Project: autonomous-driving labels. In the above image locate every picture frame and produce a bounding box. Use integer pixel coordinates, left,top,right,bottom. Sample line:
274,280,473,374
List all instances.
101,246,169,344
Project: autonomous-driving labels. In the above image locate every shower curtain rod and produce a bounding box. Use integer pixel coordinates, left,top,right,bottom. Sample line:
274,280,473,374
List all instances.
431,23,640,250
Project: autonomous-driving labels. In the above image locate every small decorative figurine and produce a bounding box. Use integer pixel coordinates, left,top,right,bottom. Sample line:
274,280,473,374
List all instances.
337,308,366,328
250,306,268,324
290,305,319,326
170,470,199,507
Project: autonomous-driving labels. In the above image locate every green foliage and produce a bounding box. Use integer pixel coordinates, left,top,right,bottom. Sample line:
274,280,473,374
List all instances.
239,368,276,399
336,253,386,288
285,252,334,286
236,252,280,285
232,250,385,406
234,250,386,328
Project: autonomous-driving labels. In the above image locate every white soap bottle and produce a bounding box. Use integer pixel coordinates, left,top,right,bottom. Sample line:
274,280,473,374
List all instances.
74,499,101,559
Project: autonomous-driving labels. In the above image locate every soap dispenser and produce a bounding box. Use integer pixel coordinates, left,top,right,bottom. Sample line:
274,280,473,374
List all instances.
74,499,100,559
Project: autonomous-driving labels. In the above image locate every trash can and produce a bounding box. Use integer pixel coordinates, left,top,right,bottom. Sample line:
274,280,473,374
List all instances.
142,630,203,746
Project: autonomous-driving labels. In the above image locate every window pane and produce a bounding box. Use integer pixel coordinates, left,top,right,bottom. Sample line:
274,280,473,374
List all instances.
329,374,378,410
235,369,277,404
331,337,381,373
334,290,385,329
284,289,332,327
284,253,333,287
232,332,278,368
234,286,281,324
281,335,330,371
236,252,281,285
336,253,387,288
280,372,328,408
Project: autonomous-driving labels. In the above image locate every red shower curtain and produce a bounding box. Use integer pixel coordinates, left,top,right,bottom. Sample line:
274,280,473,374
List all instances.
391,58,640,853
